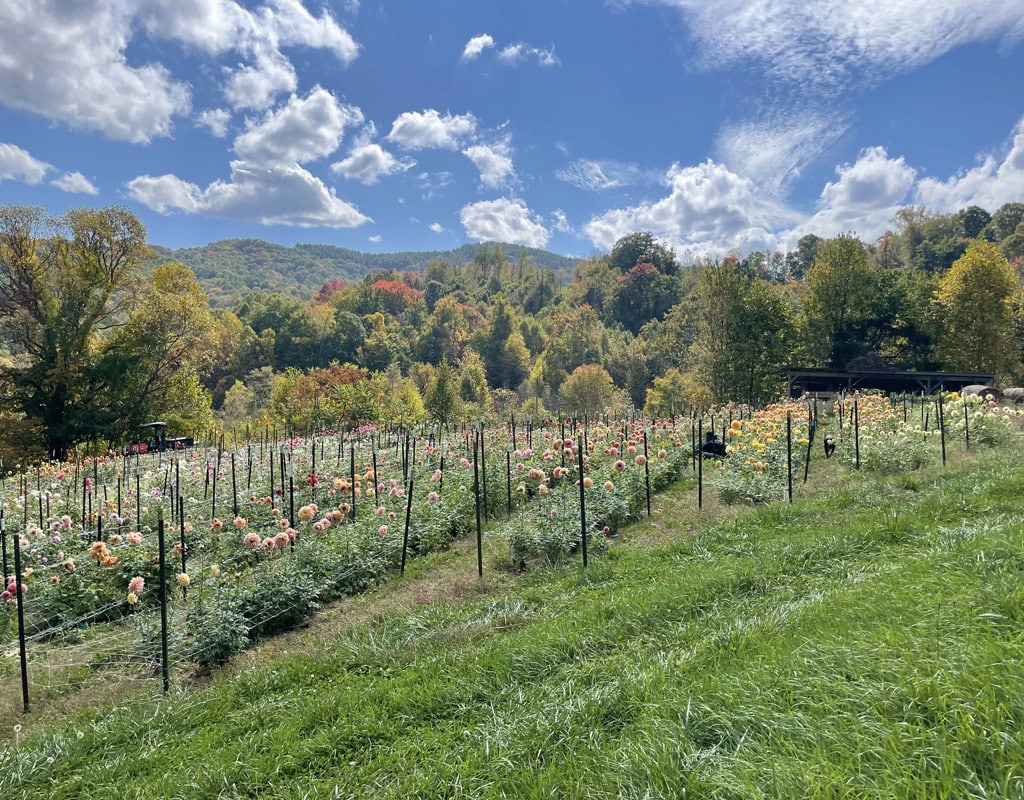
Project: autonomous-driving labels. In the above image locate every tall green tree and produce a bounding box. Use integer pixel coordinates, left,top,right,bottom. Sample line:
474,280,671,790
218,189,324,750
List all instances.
424,358,461,428
0,205,208,457
608,232,679,276
689,260,795,404
802,236,883,368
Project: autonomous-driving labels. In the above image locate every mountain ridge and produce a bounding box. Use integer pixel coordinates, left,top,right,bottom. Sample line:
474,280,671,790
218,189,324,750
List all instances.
153,238,583,307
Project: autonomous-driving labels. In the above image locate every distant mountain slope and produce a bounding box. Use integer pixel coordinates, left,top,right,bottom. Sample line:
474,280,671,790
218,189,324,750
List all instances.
153,239,582,307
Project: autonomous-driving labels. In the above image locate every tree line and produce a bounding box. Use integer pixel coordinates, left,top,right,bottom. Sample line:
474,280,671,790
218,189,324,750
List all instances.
1,202,1022,463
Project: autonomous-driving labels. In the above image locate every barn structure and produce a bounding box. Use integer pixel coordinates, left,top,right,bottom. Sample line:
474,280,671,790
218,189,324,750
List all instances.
784,368,995,398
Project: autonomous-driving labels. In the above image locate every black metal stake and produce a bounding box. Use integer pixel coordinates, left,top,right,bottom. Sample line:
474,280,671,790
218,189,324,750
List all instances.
13,529,30,713
287,459,295,549
473,431,483,578
642,420,651,517
697,413,703,510
349,443,356,521
577,436,588,568
179,496,187,601
939,393,946,466
480,428,488,520
803,421,814,484
400,477,414,577
230,453,238,518
157,510,170,694
854,398,860,470
0,509,7,583
506,447,512,516
786,411,793,502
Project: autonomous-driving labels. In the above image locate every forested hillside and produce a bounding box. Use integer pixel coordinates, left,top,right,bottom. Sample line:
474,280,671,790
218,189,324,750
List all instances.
153,239,581,306
1,201,1023,462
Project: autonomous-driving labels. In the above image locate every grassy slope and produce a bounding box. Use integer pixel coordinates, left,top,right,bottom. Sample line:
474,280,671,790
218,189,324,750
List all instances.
2,450,1024,799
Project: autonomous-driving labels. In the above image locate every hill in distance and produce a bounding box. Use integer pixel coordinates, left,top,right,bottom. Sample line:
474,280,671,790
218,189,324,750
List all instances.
153,239,582,307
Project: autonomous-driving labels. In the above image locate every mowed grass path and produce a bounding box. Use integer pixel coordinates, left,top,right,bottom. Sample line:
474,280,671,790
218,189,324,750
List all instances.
3,449,1024,799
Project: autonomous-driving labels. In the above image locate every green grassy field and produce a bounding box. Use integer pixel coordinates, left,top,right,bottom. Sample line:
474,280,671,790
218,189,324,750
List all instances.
2,447,1023,799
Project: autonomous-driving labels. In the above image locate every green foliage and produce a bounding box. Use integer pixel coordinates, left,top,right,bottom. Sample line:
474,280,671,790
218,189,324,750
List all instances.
186,593,249,668
645,369,704,417
425,359,462,427
931,240,1016,374
803,236,888,368
535,306,607,390
158,239,578,307
560,364,615,416
608,232,679,276
690,260,795,404
0,208,220,457
604,261,681,334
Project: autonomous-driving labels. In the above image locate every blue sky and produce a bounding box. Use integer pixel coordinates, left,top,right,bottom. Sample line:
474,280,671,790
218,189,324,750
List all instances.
1,0,1023,259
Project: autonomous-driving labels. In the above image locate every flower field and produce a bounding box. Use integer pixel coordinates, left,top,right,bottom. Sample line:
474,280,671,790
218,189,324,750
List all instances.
0,416,698,693
4,391,1020,715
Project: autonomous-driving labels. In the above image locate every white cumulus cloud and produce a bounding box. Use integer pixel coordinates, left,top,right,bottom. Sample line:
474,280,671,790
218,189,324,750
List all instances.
51,171,99,195
914,117,1024,214
127,87,369,229
224,47,298,111
462,34,495,60
387,109,478,150
460,198,550,247
429,222,444,233
463,142,515,188
551,209,572,234
0,143,50,184
0,1,190,143
234,88,363,167
195,108,232,138
332,143,414,184
0,0,360,142
125,174,204,214
791,146,917,243
584,160,796,255
128,162,370,228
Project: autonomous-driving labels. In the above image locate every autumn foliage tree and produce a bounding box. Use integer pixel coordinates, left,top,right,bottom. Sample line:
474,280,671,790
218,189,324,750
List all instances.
931,240,1017,376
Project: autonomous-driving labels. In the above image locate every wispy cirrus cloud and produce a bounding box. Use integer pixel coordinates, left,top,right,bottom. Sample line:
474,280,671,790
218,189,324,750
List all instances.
497,42,560,67
556,158,657,191
632,0,1024,91
714,111,848,196
617,0,1024,209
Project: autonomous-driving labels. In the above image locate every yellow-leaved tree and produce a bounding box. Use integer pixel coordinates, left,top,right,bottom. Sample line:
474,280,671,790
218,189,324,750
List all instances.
931,240,1017,376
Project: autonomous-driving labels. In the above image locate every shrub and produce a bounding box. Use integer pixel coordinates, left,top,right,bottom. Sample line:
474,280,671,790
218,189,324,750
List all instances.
187,593,249,668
